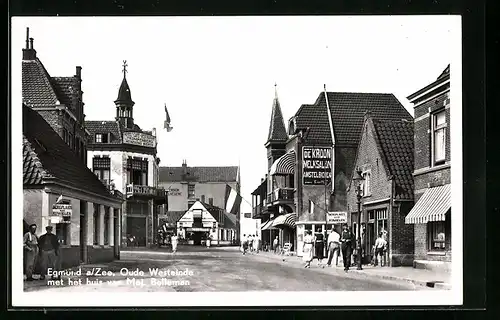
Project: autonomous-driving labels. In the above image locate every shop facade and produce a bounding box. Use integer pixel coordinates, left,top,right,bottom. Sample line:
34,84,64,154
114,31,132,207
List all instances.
405,65,452,272
346,113,415,267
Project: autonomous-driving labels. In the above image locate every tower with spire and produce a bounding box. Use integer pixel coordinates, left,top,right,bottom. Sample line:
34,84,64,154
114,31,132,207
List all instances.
265,83,288,171
115,60,135,129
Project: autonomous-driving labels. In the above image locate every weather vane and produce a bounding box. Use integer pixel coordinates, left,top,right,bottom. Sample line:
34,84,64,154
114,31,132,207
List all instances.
122,60,128,76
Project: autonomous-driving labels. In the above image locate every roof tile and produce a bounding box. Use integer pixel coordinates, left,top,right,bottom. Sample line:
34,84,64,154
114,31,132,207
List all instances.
85,120,123,144
159,166,238,183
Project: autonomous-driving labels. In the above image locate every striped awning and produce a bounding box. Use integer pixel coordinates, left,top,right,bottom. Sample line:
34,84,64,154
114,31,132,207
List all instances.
272,213,297,229
261,220,276,230
269,150,296,176
405,184,451,224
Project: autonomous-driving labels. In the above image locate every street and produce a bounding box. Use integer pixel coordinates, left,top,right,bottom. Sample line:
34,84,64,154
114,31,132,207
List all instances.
24,246,429,292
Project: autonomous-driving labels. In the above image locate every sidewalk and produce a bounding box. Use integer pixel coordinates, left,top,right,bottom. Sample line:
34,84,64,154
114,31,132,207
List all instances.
253,250,451,289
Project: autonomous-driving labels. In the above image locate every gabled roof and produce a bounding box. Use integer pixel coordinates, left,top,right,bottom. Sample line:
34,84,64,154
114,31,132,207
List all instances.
85,120,123,144
159,166,239,183
266,95,288,143
373,119,414,200
437,64,450,80
23,104,120,200
50,77,80,111
22,58,60,107
294,92,412,146
159,211,186,225
200,202,237,229
115,76,133,104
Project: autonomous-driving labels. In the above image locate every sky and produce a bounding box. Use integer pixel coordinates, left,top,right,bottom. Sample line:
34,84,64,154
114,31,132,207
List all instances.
11,16,460,205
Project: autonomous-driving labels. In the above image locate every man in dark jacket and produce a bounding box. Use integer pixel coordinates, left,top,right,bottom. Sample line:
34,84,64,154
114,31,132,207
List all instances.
340,225,354,272
38,226,60,280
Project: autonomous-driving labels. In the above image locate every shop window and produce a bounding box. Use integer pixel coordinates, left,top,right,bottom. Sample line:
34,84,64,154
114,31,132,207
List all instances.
188,184,195,199
428,221,446,251
93,156,111,186
432,110,447,165
368,210,375,221
304,225,312,232
56,223,68,245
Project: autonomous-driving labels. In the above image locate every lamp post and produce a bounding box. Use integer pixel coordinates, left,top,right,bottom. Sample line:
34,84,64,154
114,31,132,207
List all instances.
352,168,365,270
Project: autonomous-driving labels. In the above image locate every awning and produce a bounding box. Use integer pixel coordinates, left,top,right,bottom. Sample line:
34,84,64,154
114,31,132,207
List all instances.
405,184,451,224
272,213,297,229
261,219,277,230
269,150,296,176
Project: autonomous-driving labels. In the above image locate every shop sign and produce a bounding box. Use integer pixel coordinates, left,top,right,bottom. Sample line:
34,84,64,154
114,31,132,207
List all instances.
186,227,210,232
302,147,333,185
52,203,72,217
327,211,347,224
168,188,182,196
123,131,156,148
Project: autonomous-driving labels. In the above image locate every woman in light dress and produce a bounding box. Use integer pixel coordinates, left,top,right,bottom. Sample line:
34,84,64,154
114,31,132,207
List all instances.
171,233,178,253
253,235,260,253
302,230,314,268
206,233,211,248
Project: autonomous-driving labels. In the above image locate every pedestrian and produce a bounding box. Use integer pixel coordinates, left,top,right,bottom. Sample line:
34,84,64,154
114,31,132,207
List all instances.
314,231,325,267
326,226,341,267
38,225,60,280
23,223,39,281
171,233,178,253
373,232,388,267
248,235,253,253
206,233,211,248
241,234,248,255
340,225,354,272
302,230,314,268
273,236,279,254
253,234,260,253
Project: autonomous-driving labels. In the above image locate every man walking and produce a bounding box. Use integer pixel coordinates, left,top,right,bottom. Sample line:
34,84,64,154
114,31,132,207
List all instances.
326,226,341,267
340,225,354,272
23,223,39,281
241,234,248,255
373,232,388,267
273,236,279,254
38,226,60,280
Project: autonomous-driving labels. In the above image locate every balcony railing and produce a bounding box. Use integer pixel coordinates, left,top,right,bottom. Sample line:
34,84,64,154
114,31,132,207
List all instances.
126,184,167,200
267,187,295,204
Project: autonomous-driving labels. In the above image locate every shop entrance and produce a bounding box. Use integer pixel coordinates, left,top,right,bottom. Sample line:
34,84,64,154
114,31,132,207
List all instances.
127,217,147,247
192,232,203,245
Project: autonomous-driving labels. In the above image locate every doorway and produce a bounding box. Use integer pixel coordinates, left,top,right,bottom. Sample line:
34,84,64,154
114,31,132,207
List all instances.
192,232,203,245
127,217,147,247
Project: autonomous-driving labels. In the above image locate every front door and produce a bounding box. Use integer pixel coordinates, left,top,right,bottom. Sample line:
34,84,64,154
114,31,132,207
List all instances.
192,232,202,245
127,217,147,246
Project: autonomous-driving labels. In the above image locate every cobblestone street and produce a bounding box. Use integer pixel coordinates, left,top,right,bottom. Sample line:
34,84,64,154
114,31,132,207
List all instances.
24,246,430,292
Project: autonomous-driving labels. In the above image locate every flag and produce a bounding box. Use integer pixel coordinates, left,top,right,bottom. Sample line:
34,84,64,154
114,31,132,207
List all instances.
164,104,173,132
225,184,242,215
308,199,315,214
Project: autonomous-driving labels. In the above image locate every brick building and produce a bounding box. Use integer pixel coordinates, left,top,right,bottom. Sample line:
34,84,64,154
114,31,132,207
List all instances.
252,87,413,256
21,28,123,268
85,62,167,247
346,113,415,267
158,162,240,241
405,65,451,271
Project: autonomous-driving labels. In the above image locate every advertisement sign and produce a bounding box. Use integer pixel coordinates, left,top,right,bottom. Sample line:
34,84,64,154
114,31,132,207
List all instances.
52,203,72,217
327,211,347,224
302,147,333,185
123,131,156,148
168,188,182,196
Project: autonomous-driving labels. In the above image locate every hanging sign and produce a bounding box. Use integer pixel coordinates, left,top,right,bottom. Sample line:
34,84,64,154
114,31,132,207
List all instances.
302,147,333,185
327,211,347,224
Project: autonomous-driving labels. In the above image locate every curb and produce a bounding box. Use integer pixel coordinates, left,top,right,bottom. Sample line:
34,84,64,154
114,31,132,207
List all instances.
256,252,451,289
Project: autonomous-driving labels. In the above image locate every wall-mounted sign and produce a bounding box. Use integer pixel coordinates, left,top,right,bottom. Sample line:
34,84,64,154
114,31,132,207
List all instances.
168,188,182,196
302,147,333,185
123,131,156,148
327,211,347,224
52,203,72,217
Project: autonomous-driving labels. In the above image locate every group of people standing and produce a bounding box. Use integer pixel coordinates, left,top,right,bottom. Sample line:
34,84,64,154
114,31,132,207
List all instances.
302,224,356,272
240,234,260,255
23,224,61,281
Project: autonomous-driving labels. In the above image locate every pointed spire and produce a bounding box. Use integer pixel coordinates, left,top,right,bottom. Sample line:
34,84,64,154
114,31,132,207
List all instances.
266,83,288,143
115,60,133,104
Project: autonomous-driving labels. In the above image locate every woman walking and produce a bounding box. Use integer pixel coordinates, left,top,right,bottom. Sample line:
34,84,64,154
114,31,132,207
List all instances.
171,233,178,253
302,230,314,268
314,231,325,268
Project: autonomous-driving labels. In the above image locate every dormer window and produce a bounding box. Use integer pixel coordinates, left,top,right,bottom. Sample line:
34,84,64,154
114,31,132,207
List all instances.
95,133,108,143
288,117,297,136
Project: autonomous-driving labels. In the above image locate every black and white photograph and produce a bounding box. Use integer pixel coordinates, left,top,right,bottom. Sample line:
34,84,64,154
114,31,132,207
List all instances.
11,15,462,307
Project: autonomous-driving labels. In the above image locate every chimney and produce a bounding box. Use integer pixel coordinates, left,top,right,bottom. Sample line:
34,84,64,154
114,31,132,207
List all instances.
75,66,82,79
22,28,37,60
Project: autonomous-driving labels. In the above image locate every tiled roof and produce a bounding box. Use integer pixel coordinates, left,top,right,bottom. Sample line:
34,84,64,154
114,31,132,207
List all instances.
267,97,288,142
50,77,79,111
373,119,415,200
116,77,133,103
85,120,123,144
23,104,120,200
159,211,186,225
295,92,413,146
201,202,237,229
437,64,450,80
159,166,238,183
22,59,59,107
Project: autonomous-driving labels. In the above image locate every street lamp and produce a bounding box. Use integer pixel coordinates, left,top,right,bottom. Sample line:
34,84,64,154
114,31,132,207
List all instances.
352,168,365,270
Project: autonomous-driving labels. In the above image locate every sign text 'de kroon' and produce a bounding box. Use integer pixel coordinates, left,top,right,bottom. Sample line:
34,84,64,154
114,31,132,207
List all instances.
302,146,333,185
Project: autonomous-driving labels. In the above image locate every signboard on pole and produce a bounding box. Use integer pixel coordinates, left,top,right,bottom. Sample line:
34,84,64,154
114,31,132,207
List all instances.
327,211,347,224
302,147,333,185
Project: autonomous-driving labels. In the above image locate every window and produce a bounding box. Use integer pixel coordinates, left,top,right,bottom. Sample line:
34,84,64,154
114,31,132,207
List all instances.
93,156,111,185
362,171,371,196
429,221,446,250
201,195,206,203
95,133,108,143
56,223,68,245
432,110,447,165
126,158,149,185
209,198,214,205
63,128,68,144
188,184,195,199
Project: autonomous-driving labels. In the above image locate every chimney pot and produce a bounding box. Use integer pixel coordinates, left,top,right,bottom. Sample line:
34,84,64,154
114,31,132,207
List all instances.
25,27,30,49
29,37,34,49
76,66,82,78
